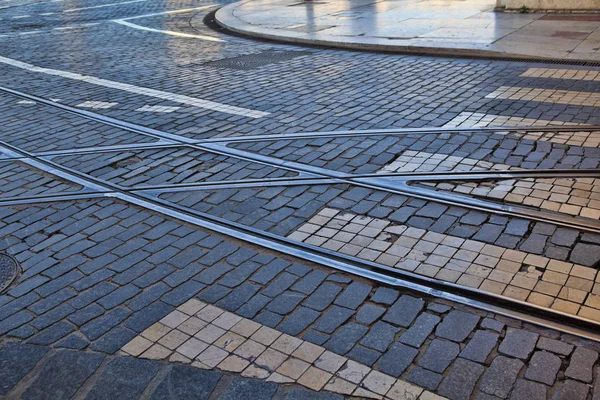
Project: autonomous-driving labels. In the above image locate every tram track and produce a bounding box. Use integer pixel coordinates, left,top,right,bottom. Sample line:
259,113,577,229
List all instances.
3,84,600,341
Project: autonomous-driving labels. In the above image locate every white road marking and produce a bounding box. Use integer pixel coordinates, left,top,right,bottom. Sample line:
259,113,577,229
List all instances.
0,55,269,118
136,105,180,113
113,19,223,41
0,23,99,37
119,5,215,21
63,0,146,13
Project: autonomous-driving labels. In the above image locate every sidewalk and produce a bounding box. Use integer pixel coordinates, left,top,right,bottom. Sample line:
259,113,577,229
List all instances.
215,0,600,61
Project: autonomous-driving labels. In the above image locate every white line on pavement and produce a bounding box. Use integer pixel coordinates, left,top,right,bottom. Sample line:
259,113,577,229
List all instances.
63,0,146,12
112,19,223,41
119,5,214,20
0,55,269,118
0,23,99,37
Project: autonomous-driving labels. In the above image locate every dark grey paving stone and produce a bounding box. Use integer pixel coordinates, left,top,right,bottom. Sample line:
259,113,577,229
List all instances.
435,310,480,343
565,347,598,383
524,351,561,385
27,322,74,345
479,356,524,399
378,342,418,377
551,380,589,400
382,295,424,327
150,365,221,400
498,329,539,360
509,380,547,400
90,327,137,354
23,350,104,400
536,337,573,356
481,318,504,333
303,283,341,311
313,306,354,334
55,334,89,350
356,304,385,325
570,243,600,266
427,303,451,313
290,270,328,294
0,342,49,396
399,313,440,348
324,323,368,355
346,346,381,366
459,330,499,363
407,367,442,391
221,377,277,400
85,357,161,400
438,358,485,400
277,307,320,336
370,287,398,305
303,330,329,346
254,311,284,328
334,282,371,309
418,339,459,373
267,292,305,315
285,388,344,400
360,321,398,352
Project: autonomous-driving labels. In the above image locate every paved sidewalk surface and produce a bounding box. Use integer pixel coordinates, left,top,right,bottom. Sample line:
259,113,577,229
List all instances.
215,0,600,61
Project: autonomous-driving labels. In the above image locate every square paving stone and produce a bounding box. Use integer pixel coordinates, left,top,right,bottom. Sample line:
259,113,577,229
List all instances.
551,380,589,400
479,356,523,399
356,304,385,325
435,310,480,342
498,329,539,360
459,330,498,363
23,350,104,400
334,282,371,309
324,323,368,355
221,377,278,400
370,287,399,305
536,337,573,356
359,321,398,352
313,306,354,334
303,283,341,311
509,379,547,400
150,364,221,400
438,358,484,400
407,367,442,391
399,313,440,348
565,347,598,383
0,342,49,396
382,295,424,327
418,339,459,373
378,341,418,377
85,357,161,400
524,351,561,385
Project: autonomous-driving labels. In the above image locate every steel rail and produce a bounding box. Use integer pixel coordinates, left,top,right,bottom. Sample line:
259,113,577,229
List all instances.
2,138,600,342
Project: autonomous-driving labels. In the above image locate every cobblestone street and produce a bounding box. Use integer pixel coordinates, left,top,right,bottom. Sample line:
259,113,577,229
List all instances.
1,0,600,399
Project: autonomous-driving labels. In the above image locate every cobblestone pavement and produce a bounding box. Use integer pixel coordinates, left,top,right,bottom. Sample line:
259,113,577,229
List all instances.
1,0,600,399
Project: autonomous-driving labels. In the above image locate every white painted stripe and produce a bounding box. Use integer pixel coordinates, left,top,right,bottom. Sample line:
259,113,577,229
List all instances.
64,0,146,12
113,19,223,42
0,23,100,37
119,5,214,20
0,55,269,118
